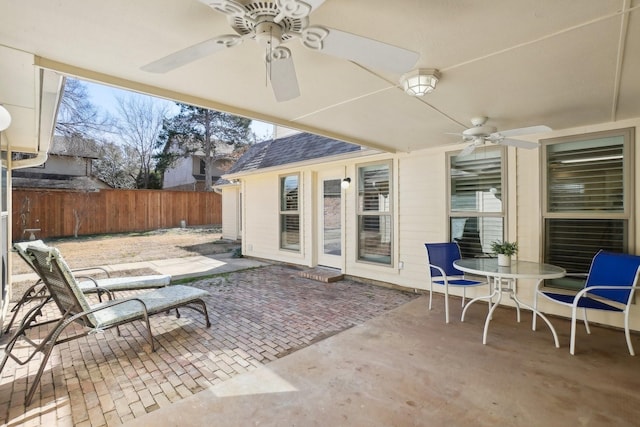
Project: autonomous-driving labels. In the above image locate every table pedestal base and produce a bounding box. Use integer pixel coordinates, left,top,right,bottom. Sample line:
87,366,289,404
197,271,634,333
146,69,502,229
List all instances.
462,277,560,348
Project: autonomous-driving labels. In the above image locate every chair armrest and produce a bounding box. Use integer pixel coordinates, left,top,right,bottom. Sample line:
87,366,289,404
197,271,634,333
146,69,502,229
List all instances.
70,296,150,330
576,284,637,301
71,266,111,277
428,264,447,279
76,276,115,300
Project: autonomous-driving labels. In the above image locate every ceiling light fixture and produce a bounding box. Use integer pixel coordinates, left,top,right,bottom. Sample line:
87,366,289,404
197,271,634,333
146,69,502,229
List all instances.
400,68,441,96
0,105,12,131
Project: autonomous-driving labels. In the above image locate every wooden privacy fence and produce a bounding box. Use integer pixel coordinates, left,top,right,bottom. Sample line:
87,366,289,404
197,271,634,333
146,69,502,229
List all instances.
12,188,222,241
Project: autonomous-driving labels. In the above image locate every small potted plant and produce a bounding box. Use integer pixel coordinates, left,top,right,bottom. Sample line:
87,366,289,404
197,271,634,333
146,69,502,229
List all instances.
490,240,518,267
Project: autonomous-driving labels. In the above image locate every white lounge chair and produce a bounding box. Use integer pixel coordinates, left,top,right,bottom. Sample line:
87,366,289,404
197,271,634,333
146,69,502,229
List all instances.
0,244,210,406
5,240,171,334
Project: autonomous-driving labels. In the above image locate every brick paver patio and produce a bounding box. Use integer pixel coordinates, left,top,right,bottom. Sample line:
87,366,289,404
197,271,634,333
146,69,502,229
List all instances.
0,264,418,426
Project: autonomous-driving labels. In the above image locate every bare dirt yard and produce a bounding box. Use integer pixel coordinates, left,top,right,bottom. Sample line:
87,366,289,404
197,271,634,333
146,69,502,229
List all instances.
10,227,240,300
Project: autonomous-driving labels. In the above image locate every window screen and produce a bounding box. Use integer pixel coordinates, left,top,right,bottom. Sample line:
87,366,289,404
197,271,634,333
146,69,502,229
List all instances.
449,148,504,257
543,129,633,290
357,163,392,265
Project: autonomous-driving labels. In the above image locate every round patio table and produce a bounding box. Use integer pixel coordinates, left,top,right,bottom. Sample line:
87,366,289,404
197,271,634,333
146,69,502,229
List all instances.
453,258,566,347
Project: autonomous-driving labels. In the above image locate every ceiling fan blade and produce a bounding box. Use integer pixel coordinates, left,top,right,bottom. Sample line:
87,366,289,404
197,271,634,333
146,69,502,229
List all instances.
459,144,477,157
304,0,327,12
269,47,300,102
273,0,327,22
500,138,540,149
199,0,246,18
141,35,243,73
317,27,419,74
498,125,551,138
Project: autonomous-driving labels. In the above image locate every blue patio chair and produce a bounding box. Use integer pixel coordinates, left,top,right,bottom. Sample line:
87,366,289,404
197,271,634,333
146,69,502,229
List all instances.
425,242,489,323
533,250,640,355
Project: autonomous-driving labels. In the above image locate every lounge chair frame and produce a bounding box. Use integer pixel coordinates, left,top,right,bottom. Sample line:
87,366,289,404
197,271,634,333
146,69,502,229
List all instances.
4,240,171,334
0,245,211,406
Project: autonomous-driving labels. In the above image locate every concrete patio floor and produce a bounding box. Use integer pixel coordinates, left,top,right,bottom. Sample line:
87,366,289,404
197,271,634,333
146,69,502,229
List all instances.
2,261,640,426
127,295,640,427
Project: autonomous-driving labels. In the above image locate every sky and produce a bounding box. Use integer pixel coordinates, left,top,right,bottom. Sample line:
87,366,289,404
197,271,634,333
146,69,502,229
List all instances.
81,79,274,141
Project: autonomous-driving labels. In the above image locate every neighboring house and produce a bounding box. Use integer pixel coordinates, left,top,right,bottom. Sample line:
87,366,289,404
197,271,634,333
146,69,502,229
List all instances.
163,141,238,191
217,125,639,334
11,135,110,191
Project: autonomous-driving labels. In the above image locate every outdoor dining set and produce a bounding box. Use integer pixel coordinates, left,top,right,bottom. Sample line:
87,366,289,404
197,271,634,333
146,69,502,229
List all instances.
425,242,640,356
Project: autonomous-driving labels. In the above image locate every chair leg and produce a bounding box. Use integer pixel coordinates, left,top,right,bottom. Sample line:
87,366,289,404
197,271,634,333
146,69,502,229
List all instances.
24,316,77,406
461,288,466,307
444,284,450,324
624,309,635,356
582,308,591,334
3,283,48,334
532,292,539,331
570,305,579,355
428,282,433,311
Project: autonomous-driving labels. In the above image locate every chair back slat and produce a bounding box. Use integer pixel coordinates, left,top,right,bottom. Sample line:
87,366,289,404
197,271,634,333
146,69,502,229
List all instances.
425,242,464,277
25,245,97,327
586,250,640,304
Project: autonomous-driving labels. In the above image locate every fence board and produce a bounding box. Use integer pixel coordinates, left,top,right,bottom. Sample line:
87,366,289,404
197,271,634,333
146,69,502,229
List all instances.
12,188,221,241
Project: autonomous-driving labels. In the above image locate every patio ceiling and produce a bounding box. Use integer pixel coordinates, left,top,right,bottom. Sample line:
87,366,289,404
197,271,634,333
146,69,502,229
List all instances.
1,0,639,153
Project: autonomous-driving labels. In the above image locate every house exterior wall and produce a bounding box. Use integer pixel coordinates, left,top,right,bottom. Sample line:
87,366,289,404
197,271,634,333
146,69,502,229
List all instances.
164,156,234,190
221,185,241,241
229,118,640,331
23,155,89,176
163,157,196,189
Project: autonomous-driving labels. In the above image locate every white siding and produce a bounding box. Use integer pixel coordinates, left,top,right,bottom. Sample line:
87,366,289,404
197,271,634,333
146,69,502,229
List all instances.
163,157,195,189
230,118,640,331
221,186,240,240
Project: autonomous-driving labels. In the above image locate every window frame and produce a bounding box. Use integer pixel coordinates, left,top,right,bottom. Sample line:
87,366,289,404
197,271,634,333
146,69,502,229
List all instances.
356,160,393,266
447,146,507,257
279,173,301,252
541,127,635,287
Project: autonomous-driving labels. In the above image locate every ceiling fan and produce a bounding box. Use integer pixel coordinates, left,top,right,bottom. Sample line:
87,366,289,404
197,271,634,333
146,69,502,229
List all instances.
453,117,551,157
141,0,420,102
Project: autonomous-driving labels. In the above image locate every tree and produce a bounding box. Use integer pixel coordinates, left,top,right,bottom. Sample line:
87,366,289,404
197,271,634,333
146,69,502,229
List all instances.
114,95,170,189
157,104,252,190
93,141,139,188
56,78,112,138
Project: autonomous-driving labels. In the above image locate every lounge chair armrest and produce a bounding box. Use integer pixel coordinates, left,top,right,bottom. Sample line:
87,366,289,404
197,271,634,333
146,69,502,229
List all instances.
71,266,111,277
84,296,149,317
76,275,100,287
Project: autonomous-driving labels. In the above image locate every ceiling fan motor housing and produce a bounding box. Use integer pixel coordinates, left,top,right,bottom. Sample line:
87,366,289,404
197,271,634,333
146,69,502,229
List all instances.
462,124,497,139
230,1,307,44
255,20,284,47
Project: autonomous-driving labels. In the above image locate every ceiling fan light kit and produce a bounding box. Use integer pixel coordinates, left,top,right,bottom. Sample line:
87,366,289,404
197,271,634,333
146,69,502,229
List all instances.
400,68,441,96
142,0,419,102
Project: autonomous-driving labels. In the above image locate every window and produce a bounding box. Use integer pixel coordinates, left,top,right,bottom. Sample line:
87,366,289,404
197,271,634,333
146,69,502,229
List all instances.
542,128,634,290
448,148,504,257
280,174,300,251
357,162,392,265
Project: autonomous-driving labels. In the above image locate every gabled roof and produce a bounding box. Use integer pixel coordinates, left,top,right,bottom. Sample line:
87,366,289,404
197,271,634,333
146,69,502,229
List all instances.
226,132,361,175
12,174,111,191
